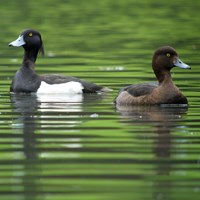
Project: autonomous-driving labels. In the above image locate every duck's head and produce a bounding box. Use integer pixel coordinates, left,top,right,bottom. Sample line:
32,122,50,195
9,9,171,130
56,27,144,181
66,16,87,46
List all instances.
152,46,190,82
9,29,44,55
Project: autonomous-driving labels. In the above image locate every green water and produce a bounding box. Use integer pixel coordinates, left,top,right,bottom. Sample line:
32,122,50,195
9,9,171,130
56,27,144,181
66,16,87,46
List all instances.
0,0,200,200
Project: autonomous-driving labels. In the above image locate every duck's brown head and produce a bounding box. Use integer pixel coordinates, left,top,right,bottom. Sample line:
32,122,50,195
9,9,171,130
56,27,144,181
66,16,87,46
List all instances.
152,46,190,83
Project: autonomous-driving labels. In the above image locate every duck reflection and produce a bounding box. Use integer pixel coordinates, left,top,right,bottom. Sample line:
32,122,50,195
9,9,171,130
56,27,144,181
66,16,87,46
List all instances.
10,92,105,199
11,93,84,133
116,104,188,200
10,93,38,200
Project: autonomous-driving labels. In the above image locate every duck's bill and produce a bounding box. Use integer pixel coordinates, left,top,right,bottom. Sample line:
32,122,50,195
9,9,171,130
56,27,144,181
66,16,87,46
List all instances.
9,35,25,47
174,58,191,69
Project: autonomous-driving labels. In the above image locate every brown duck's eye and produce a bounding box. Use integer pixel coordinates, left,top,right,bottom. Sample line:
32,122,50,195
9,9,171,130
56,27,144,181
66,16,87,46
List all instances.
28,33,33,37
166,53,171,57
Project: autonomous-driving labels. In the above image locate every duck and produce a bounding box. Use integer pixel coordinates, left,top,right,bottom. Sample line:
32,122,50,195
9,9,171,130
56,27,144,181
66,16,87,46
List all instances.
9,29,110,94
114,46,191,106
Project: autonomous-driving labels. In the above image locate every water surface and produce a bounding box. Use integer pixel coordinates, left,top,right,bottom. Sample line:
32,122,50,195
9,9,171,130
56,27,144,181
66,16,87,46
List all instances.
0,0,200,200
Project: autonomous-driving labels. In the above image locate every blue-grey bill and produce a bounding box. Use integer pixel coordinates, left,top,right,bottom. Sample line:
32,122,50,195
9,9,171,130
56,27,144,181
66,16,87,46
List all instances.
174,58,191,69
9,35,25,47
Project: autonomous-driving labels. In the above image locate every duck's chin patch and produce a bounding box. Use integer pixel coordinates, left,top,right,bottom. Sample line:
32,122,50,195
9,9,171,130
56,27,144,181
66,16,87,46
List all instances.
37,81,83,94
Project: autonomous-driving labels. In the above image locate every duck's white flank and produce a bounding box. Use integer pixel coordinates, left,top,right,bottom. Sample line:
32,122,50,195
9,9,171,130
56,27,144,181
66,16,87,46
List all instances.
37,81,83,94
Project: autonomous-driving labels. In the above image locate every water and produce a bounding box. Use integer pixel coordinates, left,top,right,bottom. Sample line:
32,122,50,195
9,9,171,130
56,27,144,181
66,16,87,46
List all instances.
0,0,200,200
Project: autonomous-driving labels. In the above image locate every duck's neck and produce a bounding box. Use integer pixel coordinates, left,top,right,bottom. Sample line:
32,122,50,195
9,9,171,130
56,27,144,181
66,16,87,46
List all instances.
155,70,173,85
22,48,38,70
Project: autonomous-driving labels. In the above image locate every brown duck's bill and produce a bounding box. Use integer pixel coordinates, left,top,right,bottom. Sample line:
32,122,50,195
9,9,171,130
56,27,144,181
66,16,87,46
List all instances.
174,58,191,69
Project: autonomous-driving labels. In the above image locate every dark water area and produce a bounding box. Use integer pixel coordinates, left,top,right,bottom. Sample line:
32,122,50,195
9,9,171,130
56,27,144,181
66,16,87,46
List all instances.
0,0,200,200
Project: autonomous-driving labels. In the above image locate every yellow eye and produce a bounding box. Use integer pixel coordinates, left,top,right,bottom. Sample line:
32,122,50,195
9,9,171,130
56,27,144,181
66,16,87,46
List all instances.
29,33,33,37
166,53,171,57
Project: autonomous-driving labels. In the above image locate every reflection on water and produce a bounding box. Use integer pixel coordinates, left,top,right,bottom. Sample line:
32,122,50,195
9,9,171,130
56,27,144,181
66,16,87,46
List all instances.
7,92,200,200
116,105,188,200
10,94,39,200
10,93,86,200
11,93,83,128
116,104,187,121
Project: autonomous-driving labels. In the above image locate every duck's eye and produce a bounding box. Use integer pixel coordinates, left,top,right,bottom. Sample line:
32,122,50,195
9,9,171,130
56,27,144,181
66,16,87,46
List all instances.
28,33,33,37
166,53,171,57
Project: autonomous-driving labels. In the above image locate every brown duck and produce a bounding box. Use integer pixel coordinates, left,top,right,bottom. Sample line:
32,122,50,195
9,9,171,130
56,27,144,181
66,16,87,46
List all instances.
114,46,191,105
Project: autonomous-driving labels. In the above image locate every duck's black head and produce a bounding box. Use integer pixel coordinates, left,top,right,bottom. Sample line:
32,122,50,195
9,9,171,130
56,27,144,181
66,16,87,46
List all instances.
9,29,44,56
